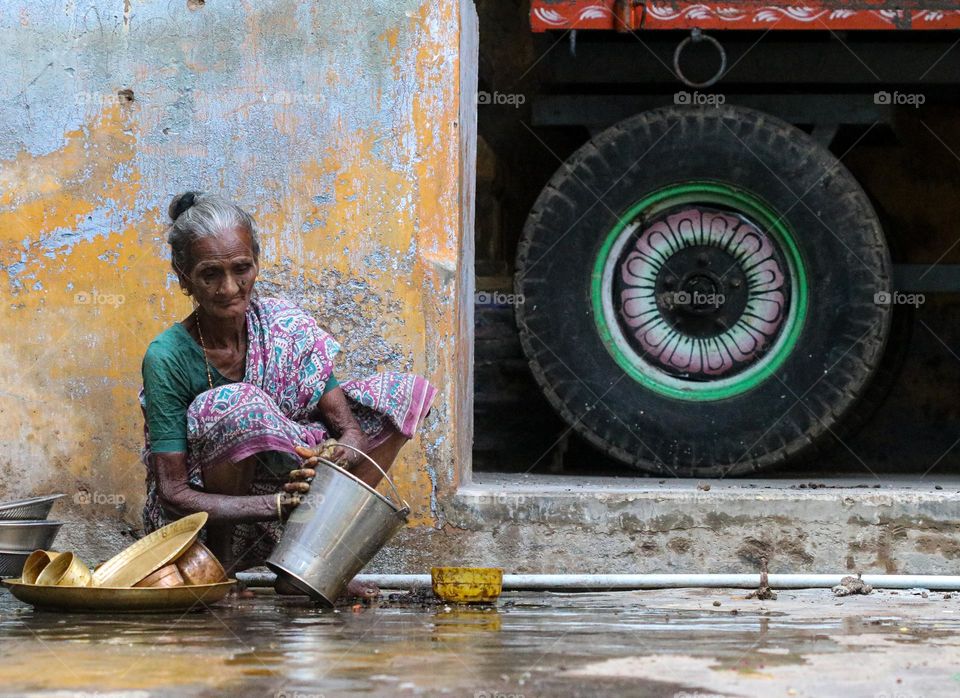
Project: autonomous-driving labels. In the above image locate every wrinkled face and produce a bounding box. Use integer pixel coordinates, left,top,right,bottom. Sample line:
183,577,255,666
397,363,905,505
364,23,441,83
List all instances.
178,226,259,321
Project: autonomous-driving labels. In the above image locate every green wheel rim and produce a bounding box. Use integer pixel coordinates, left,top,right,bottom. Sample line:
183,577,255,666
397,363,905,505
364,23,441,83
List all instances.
591,181,808,402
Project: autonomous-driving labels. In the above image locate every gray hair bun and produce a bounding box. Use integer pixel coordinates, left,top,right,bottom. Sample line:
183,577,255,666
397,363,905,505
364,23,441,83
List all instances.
168,191,203,221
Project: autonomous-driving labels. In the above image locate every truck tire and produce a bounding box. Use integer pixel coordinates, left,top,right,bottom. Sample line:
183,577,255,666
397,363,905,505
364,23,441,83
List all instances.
515,105,892,477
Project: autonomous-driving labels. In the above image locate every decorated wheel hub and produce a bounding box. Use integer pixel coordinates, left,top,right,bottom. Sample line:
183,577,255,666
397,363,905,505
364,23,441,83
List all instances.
618,210,789,378
592,182,808,401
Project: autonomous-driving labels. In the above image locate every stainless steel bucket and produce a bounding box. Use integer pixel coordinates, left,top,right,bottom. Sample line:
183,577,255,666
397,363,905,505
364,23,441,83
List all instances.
266,444,409,606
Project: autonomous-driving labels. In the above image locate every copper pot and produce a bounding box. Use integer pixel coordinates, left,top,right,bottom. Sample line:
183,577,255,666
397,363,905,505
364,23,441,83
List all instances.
174,541,226,585
134,563,184,588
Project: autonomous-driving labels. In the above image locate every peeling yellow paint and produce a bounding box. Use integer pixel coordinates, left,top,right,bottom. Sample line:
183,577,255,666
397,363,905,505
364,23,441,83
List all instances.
1,105,168,515
380,25,401,52
1,0,469,539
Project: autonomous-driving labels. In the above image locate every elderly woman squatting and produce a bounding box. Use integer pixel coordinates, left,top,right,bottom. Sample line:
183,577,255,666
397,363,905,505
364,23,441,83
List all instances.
139,192,436,595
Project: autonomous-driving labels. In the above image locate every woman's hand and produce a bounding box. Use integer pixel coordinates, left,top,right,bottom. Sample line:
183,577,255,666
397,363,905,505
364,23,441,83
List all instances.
294,432,369,471
276,461,318,520
310,387,369,469
284,465,314,496
333,429,369,468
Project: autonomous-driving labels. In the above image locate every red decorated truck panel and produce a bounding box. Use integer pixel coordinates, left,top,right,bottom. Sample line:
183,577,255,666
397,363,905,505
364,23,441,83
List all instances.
530,1,960,31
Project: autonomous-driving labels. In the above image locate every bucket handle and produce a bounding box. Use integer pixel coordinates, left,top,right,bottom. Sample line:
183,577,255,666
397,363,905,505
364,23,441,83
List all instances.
317,442,410,513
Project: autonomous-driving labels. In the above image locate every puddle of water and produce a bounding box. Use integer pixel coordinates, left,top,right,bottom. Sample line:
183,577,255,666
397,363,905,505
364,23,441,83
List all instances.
2,588,959,697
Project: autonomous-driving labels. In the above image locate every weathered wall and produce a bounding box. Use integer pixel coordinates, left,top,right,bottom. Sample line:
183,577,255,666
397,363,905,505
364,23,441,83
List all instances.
0,0,476,559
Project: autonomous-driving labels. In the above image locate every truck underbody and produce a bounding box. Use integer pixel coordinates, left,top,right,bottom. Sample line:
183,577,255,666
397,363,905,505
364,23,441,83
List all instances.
473,2,960,477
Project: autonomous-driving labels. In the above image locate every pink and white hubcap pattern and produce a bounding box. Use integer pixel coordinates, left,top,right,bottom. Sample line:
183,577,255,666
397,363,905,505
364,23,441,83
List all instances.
618,208,788,378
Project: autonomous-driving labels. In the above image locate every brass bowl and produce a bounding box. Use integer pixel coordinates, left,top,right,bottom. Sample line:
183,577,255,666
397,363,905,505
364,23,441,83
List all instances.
174,541,226,585
35,552,92,587
21,550,62,584
92,512,207,588
431,566,503,604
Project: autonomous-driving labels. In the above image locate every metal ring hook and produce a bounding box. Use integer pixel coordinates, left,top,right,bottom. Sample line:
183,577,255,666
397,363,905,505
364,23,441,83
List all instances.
673,28,727,89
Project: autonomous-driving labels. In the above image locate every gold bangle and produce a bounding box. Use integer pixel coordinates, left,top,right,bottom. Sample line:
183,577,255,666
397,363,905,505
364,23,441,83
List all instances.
276,492,284,523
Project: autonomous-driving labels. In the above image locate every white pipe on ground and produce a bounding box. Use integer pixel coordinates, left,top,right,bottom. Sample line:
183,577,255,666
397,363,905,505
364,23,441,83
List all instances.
235,572,960,591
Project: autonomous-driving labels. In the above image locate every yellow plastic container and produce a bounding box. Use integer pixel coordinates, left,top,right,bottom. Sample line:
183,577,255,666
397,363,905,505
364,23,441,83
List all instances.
431,566,503,604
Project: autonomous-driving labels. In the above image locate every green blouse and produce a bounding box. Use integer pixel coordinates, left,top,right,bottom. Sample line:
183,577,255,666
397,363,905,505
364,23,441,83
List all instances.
141,322,338,453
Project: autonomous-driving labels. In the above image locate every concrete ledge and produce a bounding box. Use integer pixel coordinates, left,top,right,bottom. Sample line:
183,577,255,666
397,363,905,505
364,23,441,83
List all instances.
371,473,960,576
457,472,960,505
450,473,960,529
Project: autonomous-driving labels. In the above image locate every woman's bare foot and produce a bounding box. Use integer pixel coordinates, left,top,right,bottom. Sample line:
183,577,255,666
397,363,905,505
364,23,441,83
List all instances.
344,578,379,600
227,583,256,599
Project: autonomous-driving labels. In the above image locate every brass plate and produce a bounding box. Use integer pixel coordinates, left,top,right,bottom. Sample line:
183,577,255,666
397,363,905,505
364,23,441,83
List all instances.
91,512,208,587
2,579,235,613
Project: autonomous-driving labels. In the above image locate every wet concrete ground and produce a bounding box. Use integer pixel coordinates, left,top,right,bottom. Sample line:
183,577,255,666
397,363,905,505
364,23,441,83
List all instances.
1,586,959,697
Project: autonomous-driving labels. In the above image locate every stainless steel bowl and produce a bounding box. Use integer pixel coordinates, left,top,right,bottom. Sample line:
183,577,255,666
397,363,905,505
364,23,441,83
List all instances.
0,521,63,553
0,494,64,521
0,551,31,578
